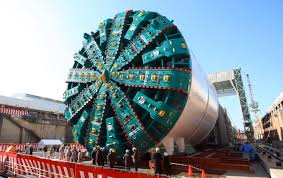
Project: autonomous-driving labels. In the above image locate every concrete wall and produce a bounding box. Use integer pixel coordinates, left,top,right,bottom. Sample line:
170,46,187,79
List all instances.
0,116,38,143
0,113,72,144
0,116,21,143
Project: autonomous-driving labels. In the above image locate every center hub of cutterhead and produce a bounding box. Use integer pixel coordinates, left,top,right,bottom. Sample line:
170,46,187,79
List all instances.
101,69,110,82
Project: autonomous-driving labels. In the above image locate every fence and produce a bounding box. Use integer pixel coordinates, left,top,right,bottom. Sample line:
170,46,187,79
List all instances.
0,152,167,178
0,144,38,152
0,143,83,152
171,162,206,178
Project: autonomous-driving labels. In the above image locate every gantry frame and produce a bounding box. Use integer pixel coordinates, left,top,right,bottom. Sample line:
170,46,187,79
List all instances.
208,69,254,142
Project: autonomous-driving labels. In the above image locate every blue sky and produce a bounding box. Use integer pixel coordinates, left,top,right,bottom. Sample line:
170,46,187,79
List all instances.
0,0,282,130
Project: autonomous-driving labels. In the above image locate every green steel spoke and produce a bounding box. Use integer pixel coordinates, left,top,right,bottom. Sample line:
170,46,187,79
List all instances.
133,92,179,129
82,33,107,71
108,82,156,152
98,19,112,47
142,38,189,64
124,10,156,41
105,11,131,70
73,52,88,66
72,110,90,144
66,68,101,83
111,16,175,71
63,84,82,103
86,85,108,150
112,67,191,93
65,81,102,122
105,117,124,154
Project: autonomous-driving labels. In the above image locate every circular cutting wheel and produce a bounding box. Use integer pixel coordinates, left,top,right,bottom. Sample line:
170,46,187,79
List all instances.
64,10,192,155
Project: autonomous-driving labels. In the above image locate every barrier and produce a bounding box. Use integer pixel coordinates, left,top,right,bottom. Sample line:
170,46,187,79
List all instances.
0,152,167,178
0,143,82,152
76,163,167,178
0,152,75,177
0,144,38,152
172,162,206,178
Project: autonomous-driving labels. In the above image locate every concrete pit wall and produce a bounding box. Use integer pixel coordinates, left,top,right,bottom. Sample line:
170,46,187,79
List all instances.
0,113,72,144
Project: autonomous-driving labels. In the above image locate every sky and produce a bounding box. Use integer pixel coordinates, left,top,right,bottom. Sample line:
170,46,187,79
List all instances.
0,0,282,130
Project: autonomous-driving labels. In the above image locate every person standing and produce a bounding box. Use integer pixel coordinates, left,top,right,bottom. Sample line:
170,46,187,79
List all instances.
132,147,138,172
43,145,48,158
77,149,83,163
91,147,97,165
96,146,103,166
29,145,33,155
49,146,55,159
163,152,171,176
123,149,131,171
25,144,30,155
107,148,116,168
65,146,71,162
71,146,77,162
101,147,107,166
59,145,65,160
152,147,163,175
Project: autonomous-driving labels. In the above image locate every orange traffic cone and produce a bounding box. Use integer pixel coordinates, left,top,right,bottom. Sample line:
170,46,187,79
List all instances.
201,169,206,178
188,164,192,176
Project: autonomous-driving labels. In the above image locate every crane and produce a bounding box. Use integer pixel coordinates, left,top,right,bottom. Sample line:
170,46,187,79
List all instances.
246,74,262,140
246,74,260,118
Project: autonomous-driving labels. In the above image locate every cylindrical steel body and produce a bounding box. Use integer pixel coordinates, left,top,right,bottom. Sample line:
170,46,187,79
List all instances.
162,57,219,152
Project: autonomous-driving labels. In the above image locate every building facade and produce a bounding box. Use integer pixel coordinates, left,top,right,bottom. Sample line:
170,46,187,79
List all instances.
261,92,283,141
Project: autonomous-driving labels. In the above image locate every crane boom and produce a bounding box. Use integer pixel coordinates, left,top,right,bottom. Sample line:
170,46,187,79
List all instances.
246,74,260,118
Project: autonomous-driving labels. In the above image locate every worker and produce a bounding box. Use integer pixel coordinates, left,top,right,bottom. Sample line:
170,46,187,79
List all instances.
95,146,104,166
107,148,116,168
132,147,138,172
71,146,77,162
152,147,163,175
59,145,65,160
49,146,55,158
77,149,83,163
43,145,48,158
101,147,107,166
29,145,33,155
163,152,171,176
123,149,131,170
65,146,71,161
91,147,97,165
25,143,30,155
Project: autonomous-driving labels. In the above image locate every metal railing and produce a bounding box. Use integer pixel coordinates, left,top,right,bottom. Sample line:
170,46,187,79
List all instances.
6,161,72,178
